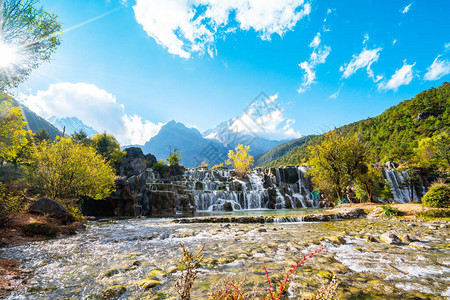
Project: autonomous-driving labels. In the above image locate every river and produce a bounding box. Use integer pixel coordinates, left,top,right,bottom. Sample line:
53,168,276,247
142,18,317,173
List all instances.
1,214,449,299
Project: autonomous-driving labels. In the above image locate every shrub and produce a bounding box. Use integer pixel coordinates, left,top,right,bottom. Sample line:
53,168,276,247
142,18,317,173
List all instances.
380,205,403,218
152,160,170,177
421,183,450,208
0,183,28,220
416,209,450,219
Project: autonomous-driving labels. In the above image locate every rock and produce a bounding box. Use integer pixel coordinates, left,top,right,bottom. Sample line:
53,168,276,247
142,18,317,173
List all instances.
166,266,178,274
385,161,399,169
401,234,412,243
380,232,402,245
408,242,431,250
99,267,119,279
367,207,383,219
329,236,346,245
101,285,126,299
428,225,439,230
136,279,161,289
28,197,69,221
223,201,233,212
440,224,447,229
257,228,267,233
366,236,378,243
119,147,147,176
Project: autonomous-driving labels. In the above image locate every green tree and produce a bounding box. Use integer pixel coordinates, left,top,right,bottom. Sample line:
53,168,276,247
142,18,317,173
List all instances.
34,128,50,142
1,0,62,90
27,137,116,200
72,129,91,146
379,180,394,202
0,95,31,163
166,148,182,166
416,132,450,172
354,165,382,202
91,132,124,168
308,131,367,202
226,144,254,178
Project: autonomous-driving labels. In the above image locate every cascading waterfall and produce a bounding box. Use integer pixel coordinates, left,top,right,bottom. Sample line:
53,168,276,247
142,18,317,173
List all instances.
383,169,426,203
178,167,319,211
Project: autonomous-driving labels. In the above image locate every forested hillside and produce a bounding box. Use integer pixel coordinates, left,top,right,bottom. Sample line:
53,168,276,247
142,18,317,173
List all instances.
6,95,62,139
254,135,314,166
264,82,450,167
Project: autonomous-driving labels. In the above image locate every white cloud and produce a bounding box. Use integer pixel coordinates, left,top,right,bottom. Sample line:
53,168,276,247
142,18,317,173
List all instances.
392,39,397,45
329,84,343,99
309,32,321,48
445,43,450,50
401,3,412,14
229,94,300,140
19,82,164,145
363,34,369,45
340,47,382,80
133,0,311,59
378,61,415,91
298,32,331,93
424,55,450,81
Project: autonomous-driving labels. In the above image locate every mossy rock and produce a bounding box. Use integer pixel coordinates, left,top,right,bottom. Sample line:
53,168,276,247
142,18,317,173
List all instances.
147,269,166,280
23,221,59,237
99,268,119,279
101,285,126,299
317,270,334,280
136,279,161,289
329,235,346,245
166,266,178,274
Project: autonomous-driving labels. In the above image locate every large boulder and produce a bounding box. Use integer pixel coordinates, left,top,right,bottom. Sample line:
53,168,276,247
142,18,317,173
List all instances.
29,197,69,221
119,147,147,177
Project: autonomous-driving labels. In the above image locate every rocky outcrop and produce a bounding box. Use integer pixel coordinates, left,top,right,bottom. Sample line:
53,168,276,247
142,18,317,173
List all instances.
29,197,69,222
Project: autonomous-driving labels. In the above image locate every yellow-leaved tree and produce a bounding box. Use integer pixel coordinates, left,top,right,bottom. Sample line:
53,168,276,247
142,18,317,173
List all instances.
308,131,367,202
0,95,32,163
27,137,116,201
226,144,254,178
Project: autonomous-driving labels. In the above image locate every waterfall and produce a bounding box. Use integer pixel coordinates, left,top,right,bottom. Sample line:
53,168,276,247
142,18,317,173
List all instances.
383,169,424,203
147,167,319,212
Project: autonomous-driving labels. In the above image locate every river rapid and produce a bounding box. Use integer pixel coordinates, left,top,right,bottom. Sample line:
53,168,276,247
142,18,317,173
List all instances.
1,214,449,299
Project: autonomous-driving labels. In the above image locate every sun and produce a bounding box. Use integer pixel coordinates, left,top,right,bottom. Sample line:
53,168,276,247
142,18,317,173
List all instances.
0,42,18,68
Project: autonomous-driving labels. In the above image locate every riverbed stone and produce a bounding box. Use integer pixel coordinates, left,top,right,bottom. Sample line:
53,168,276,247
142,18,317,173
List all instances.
366,235,378,243
408,242,431,250
99,267,119,279
101,285,126,299
329,235,346,244
401,234,412,243
166,266,178,274
380,232,402,245
136,279,161,289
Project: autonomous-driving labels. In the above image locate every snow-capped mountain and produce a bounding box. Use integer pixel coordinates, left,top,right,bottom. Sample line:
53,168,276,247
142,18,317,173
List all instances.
48,116,97,136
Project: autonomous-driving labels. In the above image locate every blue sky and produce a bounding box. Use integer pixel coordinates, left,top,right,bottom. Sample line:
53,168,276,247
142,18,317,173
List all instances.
15,0,450,145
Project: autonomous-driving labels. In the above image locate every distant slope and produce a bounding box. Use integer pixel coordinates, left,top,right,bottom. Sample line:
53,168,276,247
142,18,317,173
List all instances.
9,98,62,139
254,135,314,166
138,121,229,168
264,82,450,167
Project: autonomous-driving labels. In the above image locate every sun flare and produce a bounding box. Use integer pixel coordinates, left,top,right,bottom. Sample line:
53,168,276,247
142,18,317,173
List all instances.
0,42,18,68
